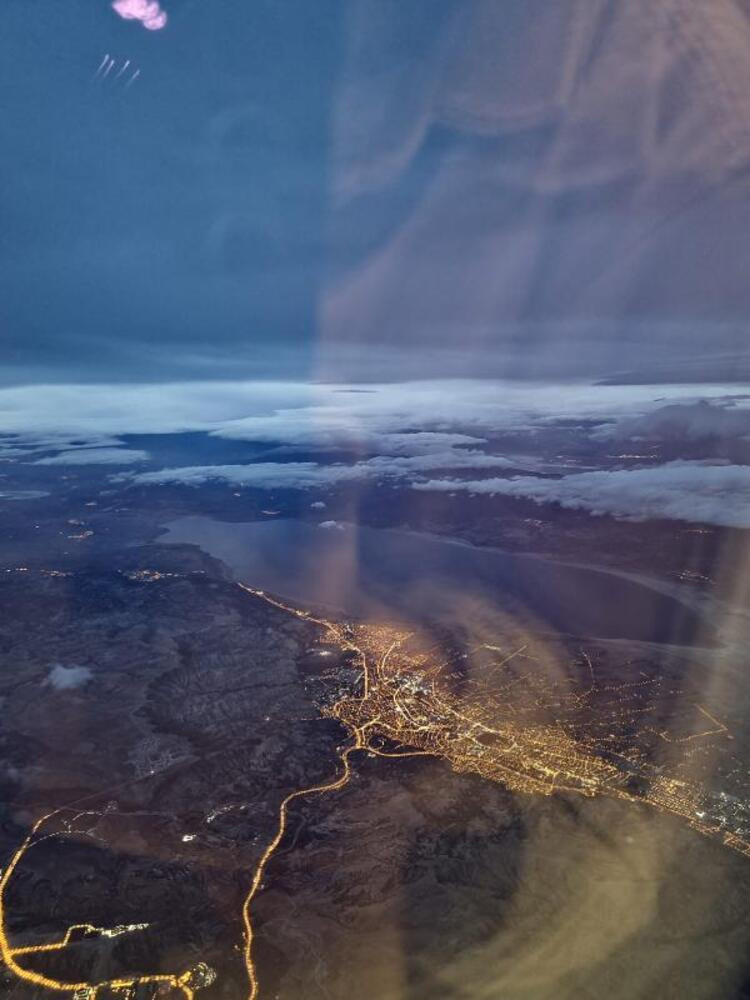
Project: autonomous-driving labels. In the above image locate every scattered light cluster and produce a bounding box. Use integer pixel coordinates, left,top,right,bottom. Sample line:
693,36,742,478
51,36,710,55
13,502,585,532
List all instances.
236,586,750,998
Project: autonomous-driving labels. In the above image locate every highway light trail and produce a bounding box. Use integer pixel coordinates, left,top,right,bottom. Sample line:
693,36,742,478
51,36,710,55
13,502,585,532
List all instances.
241,733,365,1000
0,811,202,999
236,585,373,1000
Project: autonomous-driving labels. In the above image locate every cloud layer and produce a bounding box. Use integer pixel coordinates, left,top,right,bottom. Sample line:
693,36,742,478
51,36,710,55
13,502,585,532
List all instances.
609,400,750,444
34,447,149,466
1,379,745,445
417,461,750,529
124,449,518,490
127,462,364,490
4,379,750,530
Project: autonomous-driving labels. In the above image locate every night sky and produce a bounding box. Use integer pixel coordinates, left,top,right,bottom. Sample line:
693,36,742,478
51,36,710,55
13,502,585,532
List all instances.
0,0,340,380
3,0,750,383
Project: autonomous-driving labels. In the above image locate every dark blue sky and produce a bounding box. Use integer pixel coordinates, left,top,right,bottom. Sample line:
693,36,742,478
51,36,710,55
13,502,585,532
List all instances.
0,0,340,380
3,1,750,384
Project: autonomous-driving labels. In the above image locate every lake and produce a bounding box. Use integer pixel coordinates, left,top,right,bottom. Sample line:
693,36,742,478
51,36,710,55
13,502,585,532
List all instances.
162,516,713,645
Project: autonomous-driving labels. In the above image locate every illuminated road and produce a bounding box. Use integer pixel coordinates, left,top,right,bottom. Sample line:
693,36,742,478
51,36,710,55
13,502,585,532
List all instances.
0,812,203,999
2,582,749,999
236,585,372,1000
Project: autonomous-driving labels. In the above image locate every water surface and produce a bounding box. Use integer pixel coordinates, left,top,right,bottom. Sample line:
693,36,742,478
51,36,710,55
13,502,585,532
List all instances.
163,517,712,645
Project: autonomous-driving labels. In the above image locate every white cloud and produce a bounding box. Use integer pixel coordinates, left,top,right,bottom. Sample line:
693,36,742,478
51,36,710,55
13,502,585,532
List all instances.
125,462,364,490
35,448,149,466
318,520,346,530
310,500,327,509
47,664,93,691
360,450,516,473
0,380,744,447
123,448,522,491
608,399,750,443
415,461,750,529
0,434,130,462
0,490,49,500
5,380,750,512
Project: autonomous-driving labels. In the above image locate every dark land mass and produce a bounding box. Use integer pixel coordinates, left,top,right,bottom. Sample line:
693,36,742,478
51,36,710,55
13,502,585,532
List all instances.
1,446,750,998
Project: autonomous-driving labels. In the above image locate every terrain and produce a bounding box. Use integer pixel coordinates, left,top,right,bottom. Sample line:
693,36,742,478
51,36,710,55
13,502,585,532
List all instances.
2,427,750,999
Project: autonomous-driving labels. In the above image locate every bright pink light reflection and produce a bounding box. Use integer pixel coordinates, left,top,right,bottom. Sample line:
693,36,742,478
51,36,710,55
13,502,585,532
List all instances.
112,0,167,31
